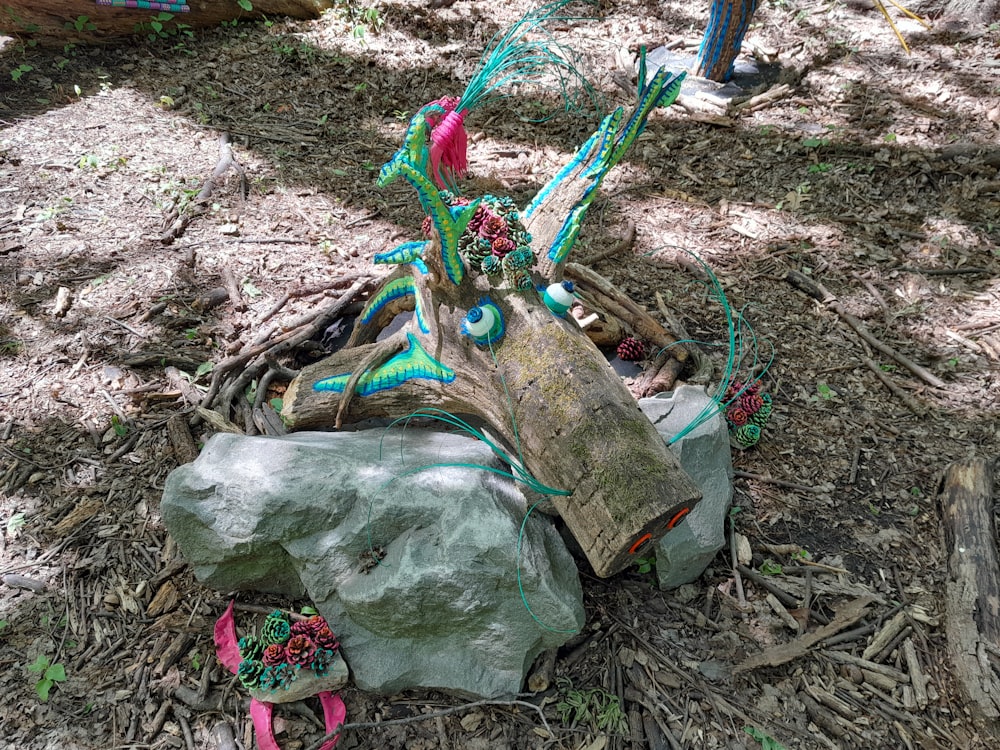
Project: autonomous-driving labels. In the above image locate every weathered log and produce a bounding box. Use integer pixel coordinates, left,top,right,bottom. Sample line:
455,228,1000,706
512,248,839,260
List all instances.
282,65,702,577
283,286,702,578
939,458,1000,729
0,1,333,44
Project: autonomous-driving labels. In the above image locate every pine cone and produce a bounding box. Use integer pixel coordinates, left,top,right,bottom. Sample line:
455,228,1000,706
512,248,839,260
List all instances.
616,336,646,362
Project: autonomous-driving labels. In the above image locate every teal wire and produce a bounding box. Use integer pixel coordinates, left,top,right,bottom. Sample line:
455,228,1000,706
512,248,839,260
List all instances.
517,500,579,634
641,250,773,444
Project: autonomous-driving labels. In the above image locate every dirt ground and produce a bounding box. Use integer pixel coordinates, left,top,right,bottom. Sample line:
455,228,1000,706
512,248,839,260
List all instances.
1,0,999,748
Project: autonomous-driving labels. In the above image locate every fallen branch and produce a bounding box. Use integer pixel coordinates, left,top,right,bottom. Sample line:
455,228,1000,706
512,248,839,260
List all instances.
200,277,376,414
161,133,245,246
732,469,825,494
735,596,875,673
784,270,945,390
938,458,1000,728
861,355,926,415
565,262,690,361
578,220,636,266
301,699,554,750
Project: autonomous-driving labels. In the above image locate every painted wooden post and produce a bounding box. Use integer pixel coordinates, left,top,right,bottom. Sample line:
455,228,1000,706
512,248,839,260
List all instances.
693,0,760,82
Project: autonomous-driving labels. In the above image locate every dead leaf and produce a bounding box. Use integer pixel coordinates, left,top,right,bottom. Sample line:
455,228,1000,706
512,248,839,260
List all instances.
460,712,483,732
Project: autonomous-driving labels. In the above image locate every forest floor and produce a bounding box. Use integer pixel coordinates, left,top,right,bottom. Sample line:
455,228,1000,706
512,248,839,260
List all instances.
1,0,999,748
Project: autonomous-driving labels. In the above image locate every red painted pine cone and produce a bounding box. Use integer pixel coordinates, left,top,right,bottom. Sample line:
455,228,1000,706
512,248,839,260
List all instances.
616,336,646,362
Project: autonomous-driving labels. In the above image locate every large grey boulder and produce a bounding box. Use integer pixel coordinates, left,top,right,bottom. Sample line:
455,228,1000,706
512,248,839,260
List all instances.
162,429,583,698
639,385,734,589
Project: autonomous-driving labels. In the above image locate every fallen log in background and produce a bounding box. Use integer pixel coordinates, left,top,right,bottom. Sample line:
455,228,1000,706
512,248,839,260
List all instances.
0,1,334,44
938,457,1000,732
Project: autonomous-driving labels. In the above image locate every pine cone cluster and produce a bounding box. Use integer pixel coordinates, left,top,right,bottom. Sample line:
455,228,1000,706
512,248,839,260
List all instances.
722,380,772,448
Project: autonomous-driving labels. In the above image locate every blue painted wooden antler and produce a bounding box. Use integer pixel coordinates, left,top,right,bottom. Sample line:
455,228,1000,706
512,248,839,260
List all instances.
523,63,685,272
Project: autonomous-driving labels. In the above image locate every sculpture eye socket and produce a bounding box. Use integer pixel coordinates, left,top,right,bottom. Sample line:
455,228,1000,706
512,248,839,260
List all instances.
628,533,653,555
665,507,691,531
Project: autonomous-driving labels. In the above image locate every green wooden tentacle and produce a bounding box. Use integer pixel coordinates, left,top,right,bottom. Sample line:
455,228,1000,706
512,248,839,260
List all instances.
359,276,430,334
313,333,454,395
374,241,427,266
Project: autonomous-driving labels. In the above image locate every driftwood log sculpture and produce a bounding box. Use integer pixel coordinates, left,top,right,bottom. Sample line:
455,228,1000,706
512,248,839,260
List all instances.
282,44,704,577
0,0,333,44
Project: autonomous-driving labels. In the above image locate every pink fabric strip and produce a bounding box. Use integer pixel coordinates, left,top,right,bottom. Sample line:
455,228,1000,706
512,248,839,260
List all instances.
250,699,282,750
317,692,346,750
213,601,242,674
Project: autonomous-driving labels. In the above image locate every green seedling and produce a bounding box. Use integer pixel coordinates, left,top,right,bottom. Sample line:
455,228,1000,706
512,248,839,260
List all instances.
745,725,789,749
556,677,628,734
759,559,783,576
27,655,67,702
11,64,33,82
634,556,656,574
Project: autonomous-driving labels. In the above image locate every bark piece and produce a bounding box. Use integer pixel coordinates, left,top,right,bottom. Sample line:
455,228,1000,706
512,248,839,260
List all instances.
735,596,874,673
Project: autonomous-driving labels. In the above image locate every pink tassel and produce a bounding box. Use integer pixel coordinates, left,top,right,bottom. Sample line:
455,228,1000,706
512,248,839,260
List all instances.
429,107,469,188
318,692,347,750
213,601,242,674
250,699,282,750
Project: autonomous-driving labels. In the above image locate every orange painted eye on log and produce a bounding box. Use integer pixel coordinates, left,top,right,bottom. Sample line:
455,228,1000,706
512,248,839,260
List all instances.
666,507,691,530
628,533,653,555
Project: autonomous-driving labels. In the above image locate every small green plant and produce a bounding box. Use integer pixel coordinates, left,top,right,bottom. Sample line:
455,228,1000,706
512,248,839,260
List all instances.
190,651,202,671
759,559,783,576
245,378,259,404
195,361,214,379
634,556,656,574
136,12,176,40
110,415,128,438
10,64,33,82
38,197,74,221
66,15,96,33
813,382,833,401
27,655,67,702
556,678,628,734
745,726,789,749
883,132,898,142
237,0,254,10
807,162,832,174
0,620,8,635
802,137,829,149
7,512,27,537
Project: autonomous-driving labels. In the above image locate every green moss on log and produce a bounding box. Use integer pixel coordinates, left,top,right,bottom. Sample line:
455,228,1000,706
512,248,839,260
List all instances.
568,416,672,524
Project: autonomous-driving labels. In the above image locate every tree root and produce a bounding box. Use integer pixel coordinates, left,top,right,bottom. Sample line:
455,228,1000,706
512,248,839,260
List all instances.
198,277,378,431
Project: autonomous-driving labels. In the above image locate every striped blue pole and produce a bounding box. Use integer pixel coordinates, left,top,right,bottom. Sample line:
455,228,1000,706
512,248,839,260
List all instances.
694,0,759,82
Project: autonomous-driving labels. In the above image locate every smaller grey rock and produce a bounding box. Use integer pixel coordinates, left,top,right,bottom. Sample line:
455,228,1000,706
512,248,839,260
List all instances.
249,654,349,704
639,385,733,589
